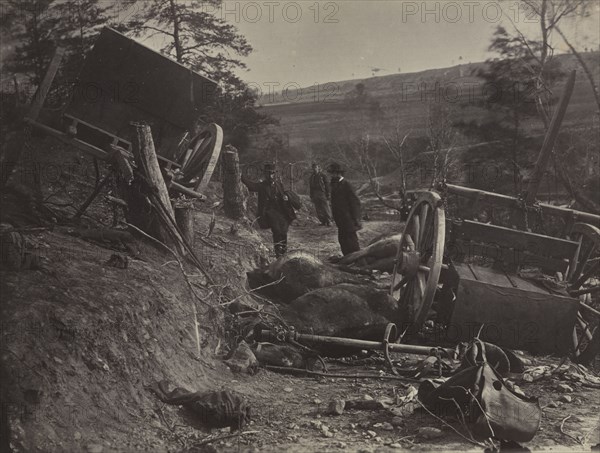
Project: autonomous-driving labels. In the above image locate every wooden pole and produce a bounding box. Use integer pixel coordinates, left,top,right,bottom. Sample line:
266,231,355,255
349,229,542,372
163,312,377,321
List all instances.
175,207,195,248
222,146,246,219
26,47,65,122
129,123,183,249
525,70,577,204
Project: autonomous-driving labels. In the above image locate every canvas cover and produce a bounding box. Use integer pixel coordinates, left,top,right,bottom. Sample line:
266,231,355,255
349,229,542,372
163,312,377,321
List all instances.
65,27,217,153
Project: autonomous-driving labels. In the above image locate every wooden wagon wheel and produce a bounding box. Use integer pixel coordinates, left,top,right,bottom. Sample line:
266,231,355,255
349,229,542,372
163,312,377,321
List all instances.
389,191,446,330
567,223,600,360
178,123,223,190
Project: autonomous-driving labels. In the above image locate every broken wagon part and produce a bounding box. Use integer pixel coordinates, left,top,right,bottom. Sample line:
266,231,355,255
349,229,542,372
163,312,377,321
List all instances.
23,28,223,201
258,323,455,360
387,72,600,356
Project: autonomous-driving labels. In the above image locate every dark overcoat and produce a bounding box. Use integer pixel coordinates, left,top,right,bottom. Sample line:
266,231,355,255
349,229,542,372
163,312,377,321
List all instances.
330,178,362,232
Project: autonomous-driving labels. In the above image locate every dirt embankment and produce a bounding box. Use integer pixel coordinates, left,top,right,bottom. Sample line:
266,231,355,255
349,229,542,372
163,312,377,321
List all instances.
0,200,272,451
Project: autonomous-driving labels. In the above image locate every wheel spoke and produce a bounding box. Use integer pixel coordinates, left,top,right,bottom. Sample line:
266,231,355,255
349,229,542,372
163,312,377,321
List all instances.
416,271,427,298
572,243,596,283
419,204,429,248
411,215,421,250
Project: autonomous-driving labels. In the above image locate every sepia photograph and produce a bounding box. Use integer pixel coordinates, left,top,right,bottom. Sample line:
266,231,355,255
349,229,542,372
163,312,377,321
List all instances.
0,0,599,451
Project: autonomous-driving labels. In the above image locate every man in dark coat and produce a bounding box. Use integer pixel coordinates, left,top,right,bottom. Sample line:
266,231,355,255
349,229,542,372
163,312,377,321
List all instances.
327,162,362,255
309,163,332,226
242,163,296,257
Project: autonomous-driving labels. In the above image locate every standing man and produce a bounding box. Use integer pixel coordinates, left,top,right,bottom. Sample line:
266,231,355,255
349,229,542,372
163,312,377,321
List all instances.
242,162,296,257
309,162,332,226
327,162,362,255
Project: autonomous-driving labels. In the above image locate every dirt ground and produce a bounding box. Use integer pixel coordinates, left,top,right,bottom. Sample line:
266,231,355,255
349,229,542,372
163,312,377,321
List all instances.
1,179,599,452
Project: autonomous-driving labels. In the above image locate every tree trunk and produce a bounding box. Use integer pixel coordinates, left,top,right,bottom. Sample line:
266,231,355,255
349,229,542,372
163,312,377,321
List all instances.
222,146,246,219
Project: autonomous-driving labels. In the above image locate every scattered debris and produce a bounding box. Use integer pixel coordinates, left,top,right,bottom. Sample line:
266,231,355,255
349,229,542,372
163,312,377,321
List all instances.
224,340,258,374
417,427,443,439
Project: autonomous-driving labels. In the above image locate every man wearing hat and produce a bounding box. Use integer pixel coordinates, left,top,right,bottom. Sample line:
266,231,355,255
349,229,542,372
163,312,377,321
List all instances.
309,162,332,226
242,162,296,257
327,162,362,255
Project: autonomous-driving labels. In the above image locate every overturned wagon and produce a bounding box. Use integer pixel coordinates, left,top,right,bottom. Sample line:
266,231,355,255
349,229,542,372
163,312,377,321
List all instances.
391,70,600,356
25,27,223,199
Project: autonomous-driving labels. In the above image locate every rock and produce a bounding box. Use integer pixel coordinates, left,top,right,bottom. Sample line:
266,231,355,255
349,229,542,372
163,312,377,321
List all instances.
310,420,322,429
390,416,404,427
335,441,347,448
559,395,572,403
74,432,82,440
86,444,103,453
381,422,394,431
363,394,374,401
546,401,559,408
557,383,574,393
313,398,322,405
367,430,377,438
320,424,333,438
417,427,443,439
283,387,293,393
326,399,346,415
389,443,403,448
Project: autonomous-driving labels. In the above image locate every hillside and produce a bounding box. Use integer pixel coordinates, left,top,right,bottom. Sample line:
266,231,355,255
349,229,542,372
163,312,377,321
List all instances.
256,52,600,148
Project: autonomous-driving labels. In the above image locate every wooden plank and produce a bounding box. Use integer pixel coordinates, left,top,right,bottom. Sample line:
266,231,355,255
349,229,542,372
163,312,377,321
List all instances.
452,220,578,260
450,238,570,274
444,184,600,227
64,114,132,149
25,119,109,160
26,47,65,121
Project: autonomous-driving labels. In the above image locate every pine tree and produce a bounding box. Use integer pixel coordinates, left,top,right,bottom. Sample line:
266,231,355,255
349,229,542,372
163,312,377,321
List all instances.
124,0,252,92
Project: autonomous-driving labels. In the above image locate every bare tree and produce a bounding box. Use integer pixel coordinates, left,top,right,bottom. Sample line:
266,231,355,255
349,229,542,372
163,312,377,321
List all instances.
501,0,599,212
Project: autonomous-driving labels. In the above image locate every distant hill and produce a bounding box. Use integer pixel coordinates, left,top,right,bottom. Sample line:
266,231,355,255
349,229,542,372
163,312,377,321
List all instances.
256,52,600,149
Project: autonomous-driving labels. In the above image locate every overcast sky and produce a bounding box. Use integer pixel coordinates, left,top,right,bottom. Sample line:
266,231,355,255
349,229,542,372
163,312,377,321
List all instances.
201,0,600,88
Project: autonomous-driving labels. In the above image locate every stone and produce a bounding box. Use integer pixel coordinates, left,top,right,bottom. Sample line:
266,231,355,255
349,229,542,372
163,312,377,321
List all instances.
390,416,404,427
283,387,293,393
367,430,377,438
86,444,103,453
363,394,374,401
417,427,443,439
74,432,82,440
557,384,574,393
559,395,572,403
546,401,559,408
313,398,322,405
327,399,346,415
